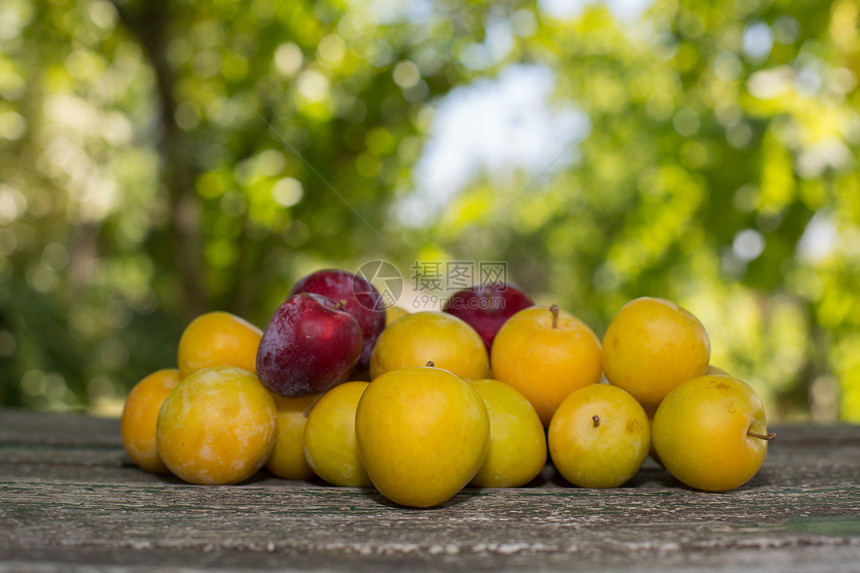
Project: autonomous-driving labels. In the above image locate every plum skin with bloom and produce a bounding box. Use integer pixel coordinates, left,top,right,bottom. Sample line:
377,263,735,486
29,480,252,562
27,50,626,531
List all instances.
289,269,385,371
256,293,363,397
443,283,534,352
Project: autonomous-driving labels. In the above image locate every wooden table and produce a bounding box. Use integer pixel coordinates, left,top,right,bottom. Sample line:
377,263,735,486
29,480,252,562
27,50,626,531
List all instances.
1,408,859,572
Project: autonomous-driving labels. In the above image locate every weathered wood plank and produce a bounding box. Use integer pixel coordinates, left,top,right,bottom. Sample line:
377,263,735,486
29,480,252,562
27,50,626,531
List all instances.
2,477,859,572
0,409,122,447
1,409,859,572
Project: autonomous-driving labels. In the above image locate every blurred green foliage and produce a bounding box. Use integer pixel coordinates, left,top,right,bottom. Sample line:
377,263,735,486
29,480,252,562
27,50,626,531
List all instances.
1,0,858,421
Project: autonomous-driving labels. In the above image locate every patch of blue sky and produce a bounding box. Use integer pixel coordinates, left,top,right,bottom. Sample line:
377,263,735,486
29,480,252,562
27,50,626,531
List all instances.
397,64,590,226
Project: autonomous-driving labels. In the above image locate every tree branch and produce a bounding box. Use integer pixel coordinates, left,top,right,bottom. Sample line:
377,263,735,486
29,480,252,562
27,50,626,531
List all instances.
110,0,207,318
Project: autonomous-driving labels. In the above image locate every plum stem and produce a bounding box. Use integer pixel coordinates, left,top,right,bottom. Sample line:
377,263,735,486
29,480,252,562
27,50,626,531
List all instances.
592,415,600,427
748,430,776,441
426,361,435,368
550,304,559,328
333,299,348,311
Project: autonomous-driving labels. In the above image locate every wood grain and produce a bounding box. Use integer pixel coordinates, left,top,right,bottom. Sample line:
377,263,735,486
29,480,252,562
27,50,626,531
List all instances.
1,409,858,571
